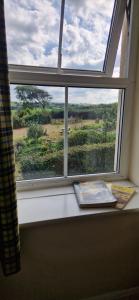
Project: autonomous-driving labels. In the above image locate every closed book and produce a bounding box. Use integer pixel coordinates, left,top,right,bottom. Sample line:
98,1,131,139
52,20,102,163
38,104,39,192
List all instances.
74,180,117,208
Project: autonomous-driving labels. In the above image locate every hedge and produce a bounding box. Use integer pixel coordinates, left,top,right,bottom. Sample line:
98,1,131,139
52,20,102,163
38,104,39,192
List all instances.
56,130,115,150
12,108,51,128
19,142,115,178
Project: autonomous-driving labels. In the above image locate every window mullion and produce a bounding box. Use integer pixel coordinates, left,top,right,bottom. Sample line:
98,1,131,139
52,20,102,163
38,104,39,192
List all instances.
58,0,65,70
64,86,68,177
114,89,125,172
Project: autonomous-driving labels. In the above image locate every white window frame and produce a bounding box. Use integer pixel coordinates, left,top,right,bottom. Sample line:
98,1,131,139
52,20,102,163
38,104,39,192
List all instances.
103,0,127,76
8,0,138,191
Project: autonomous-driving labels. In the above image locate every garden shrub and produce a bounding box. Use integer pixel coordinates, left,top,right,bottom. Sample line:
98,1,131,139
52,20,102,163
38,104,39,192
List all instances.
20,150,63,174
27,123,45,139
68,142,115,175
12,113,26,129
19,142,115,177
55,129,115,150
13,108,52,128
74,129,115,145
22,108,51,125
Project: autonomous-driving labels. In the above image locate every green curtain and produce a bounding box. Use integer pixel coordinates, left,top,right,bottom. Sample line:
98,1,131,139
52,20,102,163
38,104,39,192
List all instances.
0,0,20,275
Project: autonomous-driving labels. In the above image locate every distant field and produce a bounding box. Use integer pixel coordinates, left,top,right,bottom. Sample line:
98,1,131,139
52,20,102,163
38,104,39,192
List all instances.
13,119,98,142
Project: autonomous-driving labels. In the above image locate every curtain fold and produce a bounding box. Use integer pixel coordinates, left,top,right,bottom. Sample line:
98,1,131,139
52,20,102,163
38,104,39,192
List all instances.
0,0,20,275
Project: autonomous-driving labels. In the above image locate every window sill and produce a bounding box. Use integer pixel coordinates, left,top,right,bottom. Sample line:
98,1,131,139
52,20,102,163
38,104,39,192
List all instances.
17,180,139,226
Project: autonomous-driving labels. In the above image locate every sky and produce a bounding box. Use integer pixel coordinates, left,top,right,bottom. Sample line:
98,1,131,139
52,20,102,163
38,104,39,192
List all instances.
10,85,120,105
5,0,121,104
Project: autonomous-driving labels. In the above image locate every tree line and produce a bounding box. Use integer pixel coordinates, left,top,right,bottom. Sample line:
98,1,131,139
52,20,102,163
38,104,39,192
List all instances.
12,85,118,130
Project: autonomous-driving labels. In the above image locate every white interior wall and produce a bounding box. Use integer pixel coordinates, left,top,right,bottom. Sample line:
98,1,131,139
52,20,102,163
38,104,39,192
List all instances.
129,36,139,184
1,213,139,300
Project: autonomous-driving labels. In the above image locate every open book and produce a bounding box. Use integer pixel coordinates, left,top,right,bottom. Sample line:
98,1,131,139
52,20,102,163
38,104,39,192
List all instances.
73,181,117,208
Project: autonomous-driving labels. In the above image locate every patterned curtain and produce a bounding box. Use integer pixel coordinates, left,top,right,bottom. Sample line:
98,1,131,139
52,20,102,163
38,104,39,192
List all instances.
0,0,20,275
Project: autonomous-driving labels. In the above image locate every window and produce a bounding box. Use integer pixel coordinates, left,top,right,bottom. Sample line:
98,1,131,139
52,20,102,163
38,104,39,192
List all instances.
61,0,115,71
11,84,123,180
5,0,62,67
67,88,122,176
5,0,136,187
11,85,65,180
5,0,127,75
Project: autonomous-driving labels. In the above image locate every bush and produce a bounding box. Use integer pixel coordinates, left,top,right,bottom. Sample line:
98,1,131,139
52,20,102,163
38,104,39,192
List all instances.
70,129,116,145
12,114,23,129
12,108,52,129
20,150,64,176
19,142,115,177
27,124,45,139
81,123,103,131
23,108,51,125
55,128,116,150
68,142,115,175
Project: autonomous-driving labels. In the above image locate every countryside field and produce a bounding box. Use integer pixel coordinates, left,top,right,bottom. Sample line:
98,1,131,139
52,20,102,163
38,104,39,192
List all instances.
13,120,97,141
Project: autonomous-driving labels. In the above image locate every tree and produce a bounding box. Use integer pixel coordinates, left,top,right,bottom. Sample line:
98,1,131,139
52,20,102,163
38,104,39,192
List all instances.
15,85,52,109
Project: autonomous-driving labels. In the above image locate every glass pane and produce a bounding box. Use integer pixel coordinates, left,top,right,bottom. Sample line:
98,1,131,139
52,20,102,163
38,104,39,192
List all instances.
62,0,115,71
113,34,122,78
11,85,64,180
68,88,121,176
113,14,126,78
5,0,61,67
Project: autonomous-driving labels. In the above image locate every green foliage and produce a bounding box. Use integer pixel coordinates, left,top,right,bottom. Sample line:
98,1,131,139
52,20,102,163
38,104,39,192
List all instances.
68,129,114,146
49,102,117,123
13,99,118,179
15,85,52,109
68,102,118,123
12,108,52,129
12,114,24,129
19,142,115,177
68,142,115,175
56,127,116,150
22,108,51,126
27,123,46,139
81,123,103,130
12,102,117,129
51,108,64,119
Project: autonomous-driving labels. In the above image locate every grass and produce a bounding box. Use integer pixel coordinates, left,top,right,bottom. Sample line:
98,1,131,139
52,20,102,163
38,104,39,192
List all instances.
13,119,98,142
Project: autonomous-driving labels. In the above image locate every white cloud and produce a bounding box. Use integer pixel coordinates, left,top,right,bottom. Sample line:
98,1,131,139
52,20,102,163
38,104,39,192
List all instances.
5,0,61,66
7,0,122,105
5,0,119,72
62,0,115,70
10,85,119,105
68,88,119,105
66,0,114,19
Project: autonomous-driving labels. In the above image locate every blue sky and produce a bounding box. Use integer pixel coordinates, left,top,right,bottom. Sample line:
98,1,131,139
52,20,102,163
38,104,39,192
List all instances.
5,0,121,104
